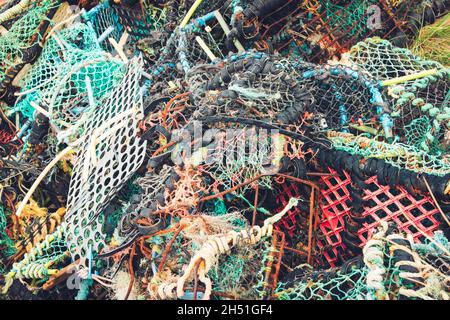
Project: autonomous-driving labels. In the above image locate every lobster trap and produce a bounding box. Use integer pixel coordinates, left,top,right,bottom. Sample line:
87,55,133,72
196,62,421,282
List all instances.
0,0,449,302
272,163,444,268
347,37,450,154
226,0,447,63
316,168,442,267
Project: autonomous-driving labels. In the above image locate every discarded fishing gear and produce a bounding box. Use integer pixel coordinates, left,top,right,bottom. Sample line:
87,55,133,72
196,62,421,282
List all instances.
0,0,449,301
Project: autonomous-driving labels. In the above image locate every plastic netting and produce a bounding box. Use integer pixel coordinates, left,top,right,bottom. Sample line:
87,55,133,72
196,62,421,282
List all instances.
275,261,370,300
0,0,449,301
85,0,168,52
347,38,449,154
15,21,126,132
275,228,449,300
0,205,16,272
316,168,442,267
228,0,442,63
0,0,61,98
294,63,389,133
111,1,167,40
297,0,401,58
65,58,147,267
208,241,269,299
328,131,450,176
148,211,251,299
199,127,277,193
348,38,443,82
84,1,123,53
3,225,68,292
390,71,449,154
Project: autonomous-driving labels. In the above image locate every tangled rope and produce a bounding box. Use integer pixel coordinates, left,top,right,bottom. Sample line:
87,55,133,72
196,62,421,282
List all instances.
155,197,300,300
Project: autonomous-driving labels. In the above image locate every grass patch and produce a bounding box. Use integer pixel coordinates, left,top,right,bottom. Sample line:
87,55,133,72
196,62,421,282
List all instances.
410,13,450,67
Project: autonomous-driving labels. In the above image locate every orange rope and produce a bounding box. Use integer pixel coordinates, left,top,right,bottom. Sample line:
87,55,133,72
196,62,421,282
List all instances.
157,224,186,274
307,187,315,264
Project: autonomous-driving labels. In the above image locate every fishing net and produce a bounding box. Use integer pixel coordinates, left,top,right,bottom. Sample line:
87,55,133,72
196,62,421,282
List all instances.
275,226,450,300
0,125,15,144
14,204,66,254
0,205,16,272
111,1,167,40
178,3,240,66
347,37,449,154
158,165,210,215
273,181,311,240
2,225,68,292
133,165,175,214
185,54,389,138
412,230,450,275
294,63,389,134
198,126,278,194
1,0,449,301
294,0,401,60
328,131,450,176
347,37,443,81
187,54,311,122
148,211,249,299
208,241,269,299
84,1,123,53
390,71,449,154
275,260,369,300
225,0,444,63
14,21,126,133
316,168,442,267
0,0,62,99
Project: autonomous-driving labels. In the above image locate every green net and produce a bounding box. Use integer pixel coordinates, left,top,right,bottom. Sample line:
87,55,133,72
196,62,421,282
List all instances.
3,224,68,292
85,0,168,55
200,127,275,194
15,21,126,132
404,115,443,154
209,198,228,216
294,63,386,133
0,205,16,272
208,242,267,299
347,38,450,154
0,0,61,94
328,131,450,176
112,1,167,40
412,231,450,276
319,0,382,42
413,230,450,255
85,1,123,53
274,229,449,300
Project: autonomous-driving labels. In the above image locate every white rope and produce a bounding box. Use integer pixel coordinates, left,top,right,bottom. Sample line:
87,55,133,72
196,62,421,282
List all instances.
0,0,30,25
156,198,299,300
363,221,388,300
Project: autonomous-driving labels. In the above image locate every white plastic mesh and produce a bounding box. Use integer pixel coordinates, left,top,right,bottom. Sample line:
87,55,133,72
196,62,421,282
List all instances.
65,57,147,266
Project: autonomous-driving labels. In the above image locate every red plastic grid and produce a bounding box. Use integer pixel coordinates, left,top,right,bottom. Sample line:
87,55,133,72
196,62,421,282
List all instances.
316,170,353,266
316,168,442,267
358,176,441,244
274,182,306,238
0,129,14,144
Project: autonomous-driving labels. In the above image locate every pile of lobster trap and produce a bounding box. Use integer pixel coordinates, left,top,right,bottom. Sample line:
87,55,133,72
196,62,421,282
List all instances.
0,0,449,300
